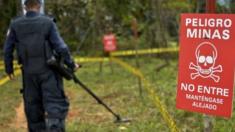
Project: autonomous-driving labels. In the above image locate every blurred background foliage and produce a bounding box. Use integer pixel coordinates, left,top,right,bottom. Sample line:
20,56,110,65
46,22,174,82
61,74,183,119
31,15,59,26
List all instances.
0,0,235,56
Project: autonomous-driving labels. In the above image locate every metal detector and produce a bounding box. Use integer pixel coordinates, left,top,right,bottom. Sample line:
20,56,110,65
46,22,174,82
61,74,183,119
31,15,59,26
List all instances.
47,57,131,123
72,74,131,123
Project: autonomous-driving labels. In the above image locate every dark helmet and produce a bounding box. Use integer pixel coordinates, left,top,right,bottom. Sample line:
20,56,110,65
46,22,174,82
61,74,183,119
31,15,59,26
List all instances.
24,0,42,5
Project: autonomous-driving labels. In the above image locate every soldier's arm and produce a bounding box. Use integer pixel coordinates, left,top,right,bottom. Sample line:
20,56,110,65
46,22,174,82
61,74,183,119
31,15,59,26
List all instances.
48,22,76,69
4,24,16,75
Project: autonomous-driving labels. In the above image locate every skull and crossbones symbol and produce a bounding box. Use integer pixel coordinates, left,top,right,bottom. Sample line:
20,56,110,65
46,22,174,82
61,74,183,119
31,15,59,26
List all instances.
189,42,223,83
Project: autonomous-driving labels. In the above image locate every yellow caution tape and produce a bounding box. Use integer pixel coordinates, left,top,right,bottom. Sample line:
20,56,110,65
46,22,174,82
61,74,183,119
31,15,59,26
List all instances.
0,47,179,65
0,69,21,86
111,47,179,57
111,57,179,132
75,57,110,63
0,58,107,68
0,65,21,70
0,61,18,66
73,47,179,62
0,66,3,70
0,61,4,66
0,57,109,69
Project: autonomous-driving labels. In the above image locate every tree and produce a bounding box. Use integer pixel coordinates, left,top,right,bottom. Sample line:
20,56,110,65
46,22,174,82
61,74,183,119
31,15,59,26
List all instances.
0,0,18,50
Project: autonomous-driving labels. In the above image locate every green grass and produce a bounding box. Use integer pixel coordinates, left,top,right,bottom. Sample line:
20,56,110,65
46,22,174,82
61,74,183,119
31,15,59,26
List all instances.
0,74,22,132
65,61,169,132
0,57,235,132
0,69,6,78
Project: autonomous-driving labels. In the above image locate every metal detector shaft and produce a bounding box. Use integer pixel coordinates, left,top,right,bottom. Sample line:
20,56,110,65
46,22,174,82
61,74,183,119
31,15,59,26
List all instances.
72,75,121,120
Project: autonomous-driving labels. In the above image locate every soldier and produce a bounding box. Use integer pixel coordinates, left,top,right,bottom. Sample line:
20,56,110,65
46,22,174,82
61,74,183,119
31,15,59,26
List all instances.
4,0,78,131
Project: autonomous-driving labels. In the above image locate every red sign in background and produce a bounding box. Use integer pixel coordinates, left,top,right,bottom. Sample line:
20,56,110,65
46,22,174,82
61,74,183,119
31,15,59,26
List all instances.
176,14,235,118
102,34,117,52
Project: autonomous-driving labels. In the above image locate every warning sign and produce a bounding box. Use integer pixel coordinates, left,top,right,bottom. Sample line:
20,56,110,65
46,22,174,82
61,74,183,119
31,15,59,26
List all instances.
102,34,117,52
176,14,235,118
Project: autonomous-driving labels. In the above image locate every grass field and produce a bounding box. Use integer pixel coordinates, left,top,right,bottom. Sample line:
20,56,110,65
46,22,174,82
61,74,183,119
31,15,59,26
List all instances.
0,57,235,132
0,69,5,78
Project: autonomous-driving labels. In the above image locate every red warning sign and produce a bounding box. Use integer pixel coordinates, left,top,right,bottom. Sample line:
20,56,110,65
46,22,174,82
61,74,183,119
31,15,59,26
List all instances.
102,34,117,52
176,14,235,118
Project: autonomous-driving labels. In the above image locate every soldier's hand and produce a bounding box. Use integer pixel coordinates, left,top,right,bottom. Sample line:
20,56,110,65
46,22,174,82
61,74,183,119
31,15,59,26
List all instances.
74,64,82,71
8,74,15,80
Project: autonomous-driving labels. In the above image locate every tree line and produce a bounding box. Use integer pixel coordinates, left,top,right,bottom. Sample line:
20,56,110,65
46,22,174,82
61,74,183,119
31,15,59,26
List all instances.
0,0,235,55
